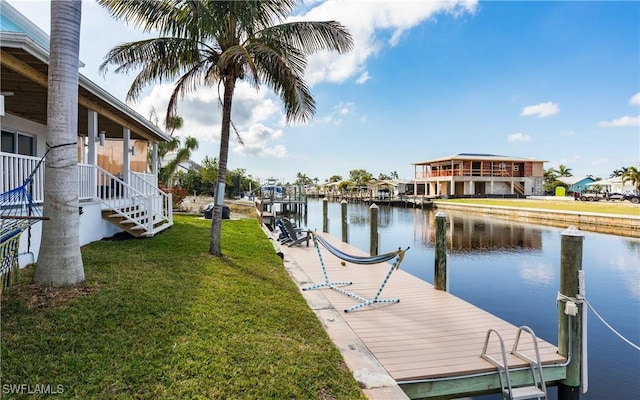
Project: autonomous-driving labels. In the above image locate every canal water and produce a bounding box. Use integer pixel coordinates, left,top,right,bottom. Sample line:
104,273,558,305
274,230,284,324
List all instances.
287,199,639,400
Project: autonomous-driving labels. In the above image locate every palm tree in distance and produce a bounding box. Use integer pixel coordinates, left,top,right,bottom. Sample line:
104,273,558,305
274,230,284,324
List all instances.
98,0,353,256
610,166,629,178
147,109,198,187
621,166,640,191
556,164,573,177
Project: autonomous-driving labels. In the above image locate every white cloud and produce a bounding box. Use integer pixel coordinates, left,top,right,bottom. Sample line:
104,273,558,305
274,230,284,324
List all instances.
356,71,371,84
520,102,559,117
133,81,288,160
508,133,531,142
336,102,354,116
231,124,287,158
561,130,575,136
598,115,640,128
291,0,478,85
315,102,355,125
629,92,640,106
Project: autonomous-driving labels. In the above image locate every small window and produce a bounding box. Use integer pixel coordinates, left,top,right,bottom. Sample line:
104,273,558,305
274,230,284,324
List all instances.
1,130,36,156
513,165,519,172
1,131,14,153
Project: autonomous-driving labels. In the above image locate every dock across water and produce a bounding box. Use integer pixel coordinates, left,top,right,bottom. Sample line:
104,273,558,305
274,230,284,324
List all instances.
277,231,567,399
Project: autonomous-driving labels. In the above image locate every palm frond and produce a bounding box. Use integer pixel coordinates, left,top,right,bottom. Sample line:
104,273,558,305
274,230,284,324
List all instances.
99,37,202,100
261,21,354,55
249,43,314,123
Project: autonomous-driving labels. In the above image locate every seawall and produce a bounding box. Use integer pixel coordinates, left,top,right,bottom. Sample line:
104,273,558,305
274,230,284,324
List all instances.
433,202,640,238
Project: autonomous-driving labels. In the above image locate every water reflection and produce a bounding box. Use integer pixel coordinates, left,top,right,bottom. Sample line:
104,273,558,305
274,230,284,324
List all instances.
292,200,640,399
446,214,543,253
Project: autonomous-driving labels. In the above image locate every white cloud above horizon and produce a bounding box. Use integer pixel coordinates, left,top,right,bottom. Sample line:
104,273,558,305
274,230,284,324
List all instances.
520,102,560,118
508,133,531,142
598,115,640,128
629,92,640,106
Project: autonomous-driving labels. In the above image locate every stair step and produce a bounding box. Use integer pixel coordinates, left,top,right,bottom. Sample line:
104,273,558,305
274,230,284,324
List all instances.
506,385,547,400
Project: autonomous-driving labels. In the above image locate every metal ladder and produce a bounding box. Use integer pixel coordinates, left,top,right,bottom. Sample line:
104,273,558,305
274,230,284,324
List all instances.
481,326,548,400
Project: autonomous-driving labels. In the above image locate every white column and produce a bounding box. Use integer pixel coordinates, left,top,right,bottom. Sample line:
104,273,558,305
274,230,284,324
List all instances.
123,127,130,184
87,109,98,166
152,142,158,176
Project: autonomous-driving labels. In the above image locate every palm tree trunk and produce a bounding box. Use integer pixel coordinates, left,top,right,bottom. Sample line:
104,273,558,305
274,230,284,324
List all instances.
33,0,85,286
209,76,235,256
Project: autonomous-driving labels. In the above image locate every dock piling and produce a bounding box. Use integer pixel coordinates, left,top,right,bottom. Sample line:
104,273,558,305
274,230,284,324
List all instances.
341,199,348,243
369,203,379,256
322,198,328,233
434,211,448,291
558,225,585,400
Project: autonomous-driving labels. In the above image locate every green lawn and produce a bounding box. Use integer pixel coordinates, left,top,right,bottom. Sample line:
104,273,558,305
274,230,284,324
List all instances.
436,198,640,216
1,216,366,399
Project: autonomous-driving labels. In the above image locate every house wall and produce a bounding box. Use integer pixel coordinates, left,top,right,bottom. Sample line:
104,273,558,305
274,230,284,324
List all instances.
16,201,123,268
530,162,544,176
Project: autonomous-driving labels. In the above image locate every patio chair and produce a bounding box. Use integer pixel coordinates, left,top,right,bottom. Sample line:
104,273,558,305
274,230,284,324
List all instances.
280,218,310,247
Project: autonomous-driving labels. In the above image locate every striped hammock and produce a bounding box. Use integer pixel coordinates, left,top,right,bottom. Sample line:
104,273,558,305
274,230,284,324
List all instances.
303,231,409,313
1,177,46,291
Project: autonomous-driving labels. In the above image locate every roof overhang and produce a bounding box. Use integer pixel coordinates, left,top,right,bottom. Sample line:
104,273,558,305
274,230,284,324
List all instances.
0,32,170,143
413,154,547,166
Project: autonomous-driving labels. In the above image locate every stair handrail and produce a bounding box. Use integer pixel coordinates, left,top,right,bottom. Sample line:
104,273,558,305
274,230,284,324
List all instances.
94,166,170,231
128,171,173,225
512,325,547,397
481,328,514,398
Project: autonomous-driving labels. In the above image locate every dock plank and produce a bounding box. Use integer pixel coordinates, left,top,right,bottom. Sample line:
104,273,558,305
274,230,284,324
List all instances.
284,232,565,383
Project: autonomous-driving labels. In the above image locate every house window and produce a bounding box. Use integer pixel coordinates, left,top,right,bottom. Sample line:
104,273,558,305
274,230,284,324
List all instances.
513,165,519,171
1,130,35,156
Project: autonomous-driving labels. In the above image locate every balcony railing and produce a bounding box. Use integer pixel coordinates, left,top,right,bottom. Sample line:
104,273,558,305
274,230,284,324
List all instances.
415,167,515,179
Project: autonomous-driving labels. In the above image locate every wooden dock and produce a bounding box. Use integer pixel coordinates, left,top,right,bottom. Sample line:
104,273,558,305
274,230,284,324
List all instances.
281,232,567,399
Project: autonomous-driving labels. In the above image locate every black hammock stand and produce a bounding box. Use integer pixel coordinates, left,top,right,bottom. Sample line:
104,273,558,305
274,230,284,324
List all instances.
303,231,409,313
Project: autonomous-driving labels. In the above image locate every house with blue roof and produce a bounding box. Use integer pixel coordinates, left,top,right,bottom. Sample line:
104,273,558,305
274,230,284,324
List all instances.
556,176,596,194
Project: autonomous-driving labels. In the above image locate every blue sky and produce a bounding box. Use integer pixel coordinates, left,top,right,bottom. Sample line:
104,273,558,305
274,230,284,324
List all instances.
8,0,640,184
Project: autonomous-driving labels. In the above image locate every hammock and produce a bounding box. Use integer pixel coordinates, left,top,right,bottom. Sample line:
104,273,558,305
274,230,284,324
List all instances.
303,231,409,313
0,150,49,291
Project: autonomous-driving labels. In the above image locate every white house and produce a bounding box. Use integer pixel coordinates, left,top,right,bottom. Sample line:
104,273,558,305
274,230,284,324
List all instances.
1,0,173,266
586,177,637,194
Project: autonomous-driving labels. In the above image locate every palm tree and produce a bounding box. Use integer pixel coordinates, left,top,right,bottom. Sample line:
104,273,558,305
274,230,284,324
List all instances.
621,166,640,191
610,166,629,178
34,0,85,286
98,0,353,256
159,136,199,187
557,164,573,177
147,111,199,187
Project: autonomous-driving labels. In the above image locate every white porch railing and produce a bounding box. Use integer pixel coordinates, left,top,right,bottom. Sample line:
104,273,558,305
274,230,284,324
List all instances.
1,153,171,236
90,166,171,234
128,169,173,227
131,172,157,191
0,152,45,203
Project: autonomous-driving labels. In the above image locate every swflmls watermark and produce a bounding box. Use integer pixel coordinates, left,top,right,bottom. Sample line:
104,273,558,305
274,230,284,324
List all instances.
2,383,64,395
